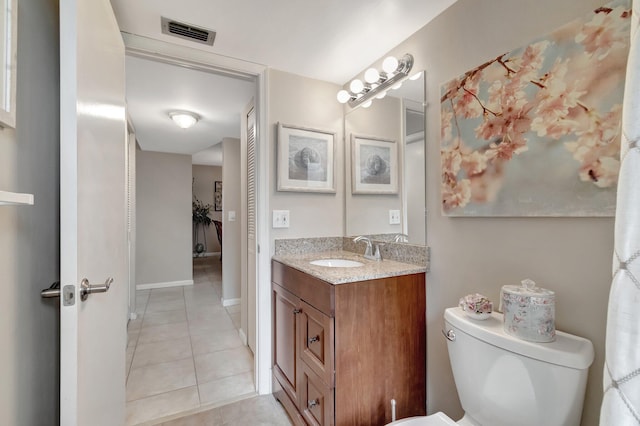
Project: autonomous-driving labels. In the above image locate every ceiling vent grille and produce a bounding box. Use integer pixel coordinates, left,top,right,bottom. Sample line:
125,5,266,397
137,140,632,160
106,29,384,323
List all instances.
161,17,216,46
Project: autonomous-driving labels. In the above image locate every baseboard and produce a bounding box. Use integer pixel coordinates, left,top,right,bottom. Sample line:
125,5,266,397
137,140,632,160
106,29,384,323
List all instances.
222,297,241,307
136,279,194,290
193,251,221,258
238,328,247,346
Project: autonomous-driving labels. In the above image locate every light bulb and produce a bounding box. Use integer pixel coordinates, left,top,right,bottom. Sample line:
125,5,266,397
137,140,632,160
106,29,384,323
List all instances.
337,90,351,104
392,82,403,90
409,71,423,81
362,100,372,108
382,56,399,74
350,79,364,94
376,91,387,99
364,68,380,84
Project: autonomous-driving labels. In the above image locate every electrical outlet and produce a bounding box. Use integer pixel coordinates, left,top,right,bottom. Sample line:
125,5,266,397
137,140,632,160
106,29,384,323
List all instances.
273,210,290,228
389,209,401,225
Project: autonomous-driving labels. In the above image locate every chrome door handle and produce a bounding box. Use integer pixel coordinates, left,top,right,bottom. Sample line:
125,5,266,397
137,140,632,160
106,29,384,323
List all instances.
41,281,61,298
308,335,320,344
308,399,319,409
80,277,113,301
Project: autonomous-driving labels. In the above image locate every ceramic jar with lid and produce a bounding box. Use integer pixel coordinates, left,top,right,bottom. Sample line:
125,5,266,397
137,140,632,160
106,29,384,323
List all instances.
501,279,555,342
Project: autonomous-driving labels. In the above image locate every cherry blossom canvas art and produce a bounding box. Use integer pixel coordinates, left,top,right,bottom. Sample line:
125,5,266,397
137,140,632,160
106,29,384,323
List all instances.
440,0,631,216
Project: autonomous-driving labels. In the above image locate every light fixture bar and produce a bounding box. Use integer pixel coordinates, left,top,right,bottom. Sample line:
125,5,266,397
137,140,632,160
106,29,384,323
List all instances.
341,54,414,109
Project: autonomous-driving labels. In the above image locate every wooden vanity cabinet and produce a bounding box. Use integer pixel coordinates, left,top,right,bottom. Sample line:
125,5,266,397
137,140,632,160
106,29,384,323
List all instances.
272,260,426,426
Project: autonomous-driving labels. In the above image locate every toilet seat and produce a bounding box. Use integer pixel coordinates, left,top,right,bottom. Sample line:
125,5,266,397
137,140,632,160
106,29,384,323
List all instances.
387,412,458,425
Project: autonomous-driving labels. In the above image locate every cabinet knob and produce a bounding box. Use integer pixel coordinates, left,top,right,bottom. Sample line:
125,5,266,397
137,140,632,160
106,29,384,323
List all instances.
308,399,319,409
293,308,302,314
308,335,320,344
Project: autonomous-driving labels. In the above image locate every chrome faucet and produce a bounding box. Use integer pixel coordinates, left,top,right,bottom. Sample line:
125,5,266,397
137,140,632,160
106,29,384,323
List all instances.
394,233,409,243
353,236,384,261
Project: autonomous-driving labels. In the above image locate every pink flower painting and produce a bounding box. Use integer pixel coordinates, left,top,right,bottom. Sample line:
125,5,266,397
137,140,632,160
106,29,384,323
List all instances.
440,0,630,216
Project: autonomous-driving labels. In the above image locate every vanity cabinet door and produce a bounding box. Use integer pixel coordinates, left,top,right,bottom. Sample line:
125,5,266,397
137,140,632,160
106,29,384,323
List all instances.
273,283,301,405
299,300,334,387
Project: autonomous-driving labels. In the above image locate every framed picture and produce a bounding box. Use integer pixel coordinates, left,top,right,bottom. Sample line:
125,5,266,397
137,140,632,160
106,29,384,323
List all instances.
277,123,336,193
214,181,222,211
351,135,398,194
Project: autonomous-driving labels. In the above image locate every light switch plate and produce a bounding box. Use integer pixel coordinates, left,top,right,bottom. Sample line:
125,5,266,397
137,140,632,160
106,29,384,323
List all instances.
228,211,236,222
389,209,401,225
273,210,290,228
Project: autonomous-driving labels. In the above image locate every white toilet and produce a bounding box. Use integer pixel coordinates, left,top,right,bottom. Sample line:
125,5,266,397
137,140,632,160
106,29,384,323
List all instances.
389,307,594,426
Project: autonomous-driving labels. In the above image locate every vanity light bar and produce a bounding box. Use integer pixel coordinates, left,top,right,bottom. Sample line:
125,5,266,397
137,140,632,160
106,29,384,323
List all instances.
337,54,414,109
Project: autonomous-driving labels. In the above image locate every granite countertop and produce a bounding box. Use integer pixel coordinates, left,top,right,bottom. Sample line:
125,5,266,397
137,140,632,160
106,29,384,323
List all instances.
272,250,427,285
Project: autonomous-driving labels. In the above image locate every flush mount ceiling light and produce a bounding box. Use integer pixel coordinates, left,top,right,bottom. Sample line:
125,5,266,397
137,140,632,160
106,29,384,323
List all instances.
337,53,414,109
169,111,199,129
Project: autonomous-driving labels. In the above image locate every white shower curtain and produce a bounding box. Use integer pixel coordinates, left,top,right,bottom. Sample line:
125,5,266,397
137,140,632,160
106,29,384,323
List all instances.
601,2,640,424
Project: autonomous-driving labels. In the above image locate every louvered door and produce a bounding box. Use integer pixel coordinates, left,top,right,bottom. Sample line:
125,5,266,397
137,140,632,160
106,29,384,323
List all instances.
246,103,257,353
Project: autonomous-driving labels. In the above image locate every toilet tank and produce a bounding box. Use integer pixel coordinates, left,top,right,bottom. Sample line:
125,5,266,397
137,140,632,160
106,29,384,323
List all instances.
444,307,594,426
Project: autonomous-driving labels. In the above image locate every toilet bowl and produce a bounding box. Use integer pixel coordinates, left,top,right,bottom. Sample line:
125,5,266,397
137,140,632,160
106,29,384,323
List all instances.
387,307,594,426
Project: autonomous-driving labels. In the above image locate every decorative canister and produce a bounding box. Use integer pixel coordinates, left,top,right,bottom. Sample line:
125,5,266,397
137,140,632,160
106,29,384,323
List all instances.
501,279,555,342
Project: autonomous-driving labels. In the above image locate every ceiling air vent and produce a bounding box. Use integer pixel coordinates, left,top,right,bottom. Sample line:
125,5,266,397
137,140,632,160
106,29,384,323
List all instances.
161,17,216,46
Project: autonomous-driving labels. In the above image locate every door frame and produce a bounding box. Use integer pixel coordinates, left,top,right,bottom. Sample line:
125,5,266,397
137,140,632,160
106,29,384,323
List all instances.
122,33,272,394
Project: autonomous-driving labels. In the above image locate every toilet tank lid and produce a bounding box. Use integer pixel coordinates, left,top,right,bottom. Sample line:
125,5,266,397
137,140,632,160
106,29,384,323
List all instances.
444,307,595,370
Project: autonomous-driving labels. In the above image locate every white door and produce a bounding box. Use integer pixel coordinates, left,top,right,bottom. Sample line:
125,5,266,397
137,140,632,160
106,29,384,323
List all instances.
246,103,257,353
60,0,128,425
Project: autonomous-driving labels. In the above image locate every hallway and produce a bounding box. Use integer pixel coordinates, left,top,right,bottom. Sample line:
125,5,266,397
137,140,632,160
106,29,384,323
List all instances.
125,257,255,424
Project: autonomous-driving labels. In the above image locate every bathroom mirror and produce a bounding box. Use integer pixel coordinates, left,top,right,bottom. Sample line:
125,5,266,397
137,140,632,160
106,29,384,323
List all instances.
0,0,16,128
344,72,425,244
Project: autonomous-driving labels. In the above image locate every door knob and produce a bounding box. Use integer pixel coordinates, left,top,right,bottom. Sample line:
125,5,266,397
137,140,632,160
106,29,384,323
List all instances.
80,277,113,301
308,335,320,344
41,281,60,298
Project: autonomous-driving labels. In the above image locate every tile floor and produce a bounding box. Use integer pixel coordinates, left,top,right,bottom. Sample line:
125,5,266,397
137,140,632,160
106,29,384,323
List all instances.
125,257,287,425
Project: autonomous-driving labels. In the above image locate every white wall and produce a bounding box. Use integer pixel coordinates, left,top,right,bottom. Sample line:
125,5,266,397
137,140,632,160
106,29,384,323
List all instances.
136,150,193,287
192,164,222,253
267,70,344,251
222,137,242,302
374,1,615,424
0,0,60,423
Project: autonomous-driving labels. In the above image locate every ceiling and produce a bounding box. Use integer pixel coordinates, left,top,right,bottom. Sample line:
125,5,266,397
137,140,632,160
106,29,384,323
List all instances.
112,0,456,165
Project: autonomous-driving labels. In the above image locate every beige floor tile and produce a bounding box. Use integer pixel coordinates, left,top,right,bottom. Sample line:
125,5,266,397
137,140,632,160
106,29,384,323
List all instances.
158,407,224,426
225,304,240,314
186,305,227,322
190,329,244,356
126,345,135,381
217,395,292,425
146,298,186,313
194,347,253,384
198,372,255,406
142,309,188,328
131,336,193,369
188,315,236,336
128,318,143,332
148,287,184,300
127,358,197,401
228,312,241,330
137,321,189,345
126,386,200,426
128,330,140,348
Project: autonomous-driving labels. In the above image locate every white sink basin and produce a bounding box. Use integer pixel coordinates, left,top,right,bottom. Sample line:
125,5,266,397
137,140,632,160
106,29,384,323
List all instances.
309,259,364,268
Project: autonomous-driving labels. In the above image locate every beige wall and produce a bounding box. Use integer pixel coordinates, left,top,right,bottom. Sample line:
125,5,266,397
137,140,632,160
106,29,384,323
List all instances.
267,69,345,251
136,151,193,286
222,138,242,302
192,164,223,253
0,0,61,423
371,0,614,424
344,95,403,236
